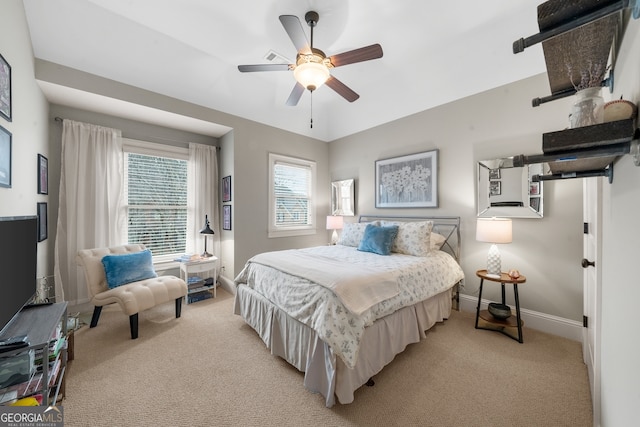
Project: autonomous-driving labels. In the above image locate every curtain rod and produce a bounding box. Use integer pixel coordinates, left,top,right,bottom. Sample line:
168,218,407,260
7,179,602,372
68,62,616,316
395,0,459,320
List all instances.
54,116,63,122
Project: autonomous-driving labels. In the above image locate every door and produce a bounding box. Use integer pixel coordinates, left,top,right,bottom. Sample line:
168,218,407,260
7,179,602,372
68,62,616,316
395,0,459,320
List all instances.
583,177,602,426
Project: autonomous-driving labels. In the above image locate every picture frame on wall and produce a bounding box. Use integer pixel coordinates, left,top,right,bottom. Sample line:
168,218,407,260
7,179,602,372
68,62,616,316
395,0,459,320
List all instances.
489,181,501,197
222,175,231,202
38,154,48,195
0,124,11,188
0,53,11,122
37,202,47,242
223,205,232,230
529,182,540,196
375,149,438,208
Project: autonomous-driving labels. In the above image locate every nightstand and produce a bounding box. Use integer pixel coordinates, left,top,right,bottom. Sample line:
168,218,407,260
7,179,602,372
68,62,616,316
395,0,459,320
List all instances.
474,269,526,343
180,257,218,303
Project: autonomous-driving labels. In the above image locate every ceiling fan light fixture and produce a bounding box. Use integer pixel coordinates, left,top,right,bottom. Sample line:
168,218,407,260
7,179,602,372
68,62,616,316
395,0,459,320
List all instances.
294,57,330,91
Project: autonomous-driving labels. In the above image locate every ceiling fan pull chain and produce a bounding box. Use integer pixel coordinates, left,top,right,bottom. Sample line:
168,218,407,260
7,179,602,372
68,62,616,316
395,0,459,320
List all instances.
310,91,313,128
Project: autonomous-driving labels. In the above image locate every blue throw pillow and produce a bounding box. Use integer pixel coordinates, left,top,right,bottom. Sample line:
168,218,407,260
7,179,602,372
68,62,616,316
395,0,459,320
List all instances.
102,249,158,289
357,224,399,256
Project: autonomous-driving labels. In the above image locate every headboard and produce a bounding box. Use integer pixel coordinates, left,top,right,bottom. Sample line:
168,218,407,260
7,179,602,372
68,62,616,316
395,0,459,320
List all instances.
357,215,461,262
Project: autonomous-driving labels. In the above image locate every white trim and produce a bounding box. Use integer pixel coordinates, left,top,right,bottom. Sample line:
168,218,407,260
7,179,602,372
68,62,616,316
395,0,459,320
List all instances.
268,153,317,238
459,294,583,342
123,137,189,160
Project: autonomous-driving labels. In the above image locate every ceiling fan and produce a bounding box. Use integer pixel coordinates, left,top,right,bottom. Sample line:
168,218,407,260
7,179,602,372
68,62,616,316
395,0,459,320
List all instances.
238,11,383,106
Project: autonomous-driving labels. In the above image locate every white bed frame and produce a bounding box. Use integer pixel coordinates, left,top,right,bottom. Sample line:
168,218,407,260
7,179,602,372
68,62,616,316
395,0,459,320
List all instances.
234,216,462,407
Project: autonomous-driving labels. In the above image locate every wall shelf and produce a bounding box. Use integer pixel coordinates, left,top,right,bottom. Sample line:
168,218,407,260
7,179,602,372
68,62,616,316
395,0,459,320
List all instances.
513,0,640,106
511,0,640,180
513,119,639,182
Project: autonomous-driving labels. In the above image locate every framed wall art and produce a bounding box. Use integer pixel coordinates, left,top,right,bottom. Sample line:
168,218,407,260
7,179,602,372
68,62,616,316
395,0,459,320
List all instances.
222,205,232,230
37,202,48,242
222,175,231,202
0,53,11,122
375,149,438,208
489,181,502,196
38,154,48,195
0,124,11,188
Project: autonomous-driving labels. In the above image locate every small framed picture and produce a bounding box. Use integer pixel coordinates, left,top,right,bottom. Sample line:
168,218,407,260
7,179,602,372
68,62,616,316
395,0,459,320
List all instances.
530,197,540,212
37,202,47,242
222,205,232,230
0,53,11,122
489,168,501,180
489,181,501,197
222,175,231,202
38,154,48,194
0,124,10,188
529,182,540,196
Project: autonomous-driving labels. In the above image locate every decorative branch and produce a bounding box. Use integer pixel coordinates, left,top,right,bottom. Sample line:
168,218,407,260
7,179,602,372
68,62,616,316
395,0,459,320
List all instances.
566,60,610,91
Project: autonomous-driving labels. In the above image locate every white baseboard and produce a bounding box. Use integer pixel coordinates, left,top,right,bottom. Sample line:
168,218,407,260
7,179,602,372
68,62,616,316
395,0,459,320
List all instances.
458,294,583,342
218,275,236,295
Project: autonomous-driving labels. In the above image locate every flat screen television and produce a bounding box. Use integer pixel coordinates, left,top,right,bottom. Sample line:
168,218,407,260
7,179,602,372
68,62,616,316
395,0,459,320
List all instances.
0,216,38,336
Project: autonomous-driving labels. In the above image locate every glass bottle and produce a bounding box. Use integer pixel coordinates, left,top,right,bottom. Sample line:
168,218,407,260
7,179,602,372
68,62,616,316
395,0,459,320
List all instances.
570,87,604,128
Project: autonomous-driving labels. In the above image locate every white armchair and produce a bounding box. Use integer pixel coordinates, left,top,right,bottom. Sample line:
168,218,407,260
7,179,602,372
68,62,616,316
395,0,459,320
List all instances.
76,244,187,339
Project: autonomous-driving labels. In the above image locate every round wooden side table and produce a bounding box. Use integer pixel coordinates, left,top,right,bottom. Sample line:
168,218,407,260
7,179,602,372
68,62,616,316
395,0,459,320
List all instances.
474,269,526,343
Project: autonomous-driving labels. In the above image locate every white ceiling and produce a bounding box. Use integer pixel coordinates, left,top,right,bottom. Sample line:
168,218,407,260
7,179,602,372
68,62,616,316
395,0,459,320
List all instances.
23,0,546,141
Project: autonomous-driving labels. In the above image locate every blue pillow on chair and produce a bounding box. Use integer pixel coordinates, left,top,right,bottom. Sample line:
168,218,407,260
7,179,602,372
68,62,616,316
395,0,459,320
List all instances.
357,224,399,256
101,249,158,289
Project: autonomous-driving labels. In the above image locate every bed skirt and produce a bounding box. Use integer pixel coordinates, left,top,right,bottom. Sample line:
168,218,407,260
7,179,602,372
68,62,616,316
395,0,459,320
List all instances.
233,284,453,407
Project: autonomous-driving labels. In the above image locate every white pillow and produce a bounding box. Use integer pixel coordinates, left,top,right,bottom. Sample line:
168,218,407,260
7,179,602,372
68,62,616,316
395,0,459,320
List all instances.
381,220,433,257
430,232,447,250
337,221,380,247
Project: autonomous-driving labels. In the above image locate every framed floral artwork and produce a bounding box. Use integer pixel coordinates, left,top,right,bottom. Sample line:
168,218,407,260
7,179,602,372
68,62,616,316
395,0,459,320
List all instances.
375,150,438,208
0,53,10,122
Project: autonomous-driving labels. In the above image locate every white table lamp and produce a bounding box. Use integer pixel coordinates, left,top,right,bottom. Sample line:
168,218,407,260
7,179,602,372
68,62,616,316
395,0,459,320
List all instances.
476,217,512,278
326,215,344,245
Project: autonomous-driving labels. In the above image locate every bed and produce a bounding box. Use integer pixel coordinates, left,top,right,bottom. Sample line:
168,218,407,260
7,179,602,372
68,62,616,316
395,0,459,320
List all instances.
233,216,464,407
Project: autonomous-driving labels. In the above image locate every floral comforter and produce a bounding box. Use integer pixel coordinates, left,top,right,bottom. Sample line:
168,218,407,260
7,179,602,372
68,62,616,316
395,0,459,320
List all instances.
234,245,464,369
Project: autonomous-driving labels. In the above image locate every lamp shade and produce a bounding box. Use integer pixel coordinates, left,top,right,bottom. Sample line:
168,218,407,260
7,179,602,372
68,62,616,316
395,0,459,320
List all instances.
200,215,214,235
294,62,330,91
476,217,512,244
326,215,344,230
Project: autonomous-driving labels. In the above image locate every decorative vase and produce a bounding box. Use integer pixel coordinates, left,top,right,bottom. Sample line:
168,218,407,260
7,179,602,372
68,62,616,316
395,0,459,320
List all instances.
570,87,604,128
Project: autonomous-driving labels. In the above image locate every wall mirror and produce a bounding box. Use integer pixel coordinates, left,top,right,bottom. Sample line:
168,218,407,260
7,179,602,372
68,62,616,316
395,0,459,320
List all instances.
331,179,355,216
477,158,547,218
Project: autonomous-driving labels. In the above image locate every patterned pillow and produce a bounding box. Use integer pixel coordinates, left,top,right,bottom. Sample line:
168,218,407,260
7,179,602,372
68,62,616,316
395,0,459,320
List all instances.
337,221,380,247
357,224,399,256
431,232,447,250
381,220,433,257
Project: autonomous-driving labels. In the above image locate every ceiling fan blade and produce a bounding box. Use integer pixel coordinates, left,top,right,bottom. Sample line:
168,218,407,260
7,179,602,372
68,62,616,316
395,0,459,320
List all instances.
238,64,291,72
329,44,383,68
325,76,359,102
285,83,305,106
279,15,311,54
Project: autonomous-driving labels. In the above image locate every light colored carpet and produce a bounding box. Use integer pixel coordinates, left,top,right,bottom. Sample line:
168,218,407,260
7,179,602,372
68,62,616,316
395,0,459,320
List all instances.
62,289,592,426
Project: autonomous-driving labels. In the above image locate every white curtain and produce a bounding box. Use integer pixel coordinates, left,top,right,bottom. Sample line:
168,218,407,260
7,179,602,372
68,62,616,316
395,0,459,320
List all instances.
54,120,125,304
187,143,220,260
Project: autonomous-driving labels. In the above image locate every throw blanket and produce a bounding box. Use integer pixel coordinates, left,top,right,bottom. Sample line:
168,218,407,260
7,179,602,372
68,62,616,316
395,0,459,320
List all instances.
249,249,399,315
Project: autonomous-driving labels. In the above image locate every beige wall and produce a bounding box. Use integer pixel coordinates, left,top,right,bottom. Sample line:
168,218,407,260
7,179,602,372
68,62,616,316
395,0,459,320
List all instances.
600,15,640,427
230,122,330,277
0,0,50,280
329,72,584,321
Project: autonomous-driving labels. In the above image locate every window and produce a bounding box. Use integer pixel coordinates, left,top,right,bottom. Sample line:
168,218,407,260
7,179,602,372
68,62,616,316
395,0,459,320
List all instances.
124,139,188,261
268,153,316,238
